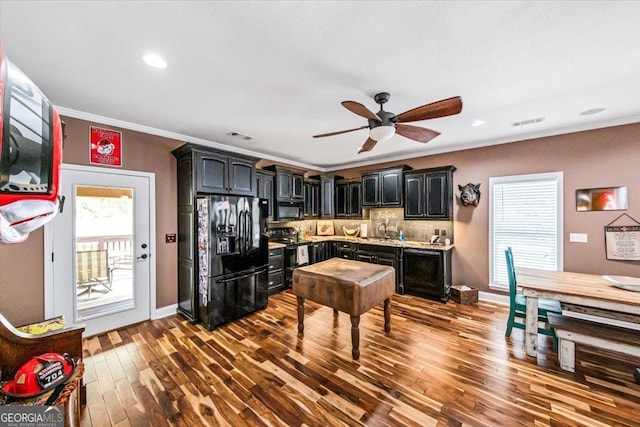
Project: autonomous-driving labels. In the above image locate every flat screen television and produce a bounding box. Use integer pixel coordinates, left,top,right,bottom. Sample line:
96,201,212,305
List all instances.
0,44,63,243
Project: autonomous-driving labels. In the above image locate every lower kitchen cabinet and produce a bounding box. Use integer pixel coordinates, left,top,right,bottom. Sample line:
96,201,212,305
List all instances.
310,241,332,264
333,241,356,260
268,247,285,295
355,243,403,293
403,248,452,302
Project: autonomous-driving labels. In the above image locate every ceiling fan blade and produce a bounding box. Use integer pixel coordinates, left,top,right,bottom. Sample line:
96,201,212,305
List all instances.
395,124,441,143
342,101,382,121
394,96,463,123
358,138,377,154
313,125,369,138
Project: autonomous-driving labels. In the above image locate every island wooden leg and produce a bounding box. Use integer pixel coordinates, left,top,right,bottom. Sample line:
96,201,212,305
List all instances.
350,315,360,360
383,298,391,333
297,296,305,334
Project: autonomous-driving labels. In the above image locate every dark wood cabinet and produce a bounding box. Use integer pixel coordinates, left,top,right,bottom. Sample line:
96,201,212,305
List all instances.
303,179,320,218
355,243,402,292
268,246,285,295
335,182,347,217
256,169,275,219
196,151,255,196
403,248,452,302
310,241,331,264
172,143,258,322
404,165,456,220
335,180,361,218
319,175,340,218
264,165,304,202
292,174,304,200
361,166,410,207
333,241,356,260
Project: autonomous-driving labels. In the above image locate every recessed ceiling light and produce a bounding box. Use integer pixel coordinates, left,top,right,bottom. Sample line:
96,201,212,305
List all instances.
471,119,486,127
142,53,167,69
579,107,605,116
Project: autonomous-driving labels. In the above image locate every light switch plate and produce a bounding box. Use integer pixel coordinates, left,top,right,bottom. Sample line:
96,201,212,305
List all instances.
569,233,588,243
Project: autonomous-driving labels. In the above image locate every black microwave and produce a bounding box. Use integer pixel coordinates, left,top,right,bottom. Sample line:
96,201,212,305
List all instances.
276,201,303,220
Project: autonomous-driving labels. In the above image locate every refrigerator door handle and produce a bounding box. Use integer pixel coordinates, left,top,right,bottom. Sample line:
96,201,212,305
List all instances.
215,267,266,283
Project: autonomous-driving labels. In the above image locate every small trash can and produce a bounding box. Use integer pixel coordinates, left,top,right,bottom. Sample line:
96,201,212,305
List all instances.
451,285,478,304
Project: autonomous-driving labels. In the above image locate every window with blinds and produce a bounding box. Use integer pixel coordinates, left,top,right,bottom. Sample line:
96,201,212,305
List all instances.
489,172,563,290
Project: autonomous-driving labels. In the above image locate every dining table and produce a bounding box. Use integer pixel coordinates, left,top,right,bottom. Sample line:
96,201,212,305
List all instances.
516,268,640,357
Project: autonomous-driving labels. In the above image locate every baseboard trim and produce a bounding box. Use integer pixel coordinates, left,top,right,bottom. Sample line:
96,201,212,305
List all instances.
479,291,509,306
152,304,178,320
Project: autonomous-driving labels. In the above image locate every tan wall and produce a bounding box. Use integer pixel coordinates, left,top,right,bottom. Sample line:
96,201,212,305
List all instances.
0,117,183,325
1,119,639,325
334,122,640,292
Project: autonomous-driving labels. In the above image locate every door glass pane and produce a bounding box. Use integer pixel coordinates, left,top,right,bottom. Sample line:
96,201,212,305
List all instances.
74,185,134,321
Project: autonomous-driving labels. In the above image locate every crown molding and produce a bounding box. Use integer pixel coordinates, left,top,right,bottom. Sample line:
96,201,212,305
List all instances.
56,106,640,173
55,106,323,172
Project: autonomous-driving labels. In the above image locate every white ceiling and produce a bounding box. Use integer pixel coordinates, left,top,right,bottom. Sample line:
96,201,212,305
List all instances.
2,1,640,171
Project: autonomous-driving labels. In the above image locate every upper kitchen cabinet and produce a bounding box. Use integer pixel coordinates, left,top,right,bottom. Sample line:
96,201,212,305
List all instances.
256,169,275,219
172,144,256,196
303,178,320,218
311,175,342,218
264,165,304,202
335,179,362,218
361,166,411,207
404,165,456,220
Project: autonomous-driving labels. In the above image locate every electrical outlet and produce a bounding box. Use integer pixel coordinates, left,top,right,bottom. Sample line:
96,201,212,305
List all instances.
434,228,440,236
569,233,588,243
166,233,177,243
441,229,447,236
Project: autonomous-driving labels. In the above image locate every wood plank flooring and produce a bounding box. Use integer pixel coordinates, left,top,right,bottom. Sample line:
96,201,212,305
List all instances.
80,292,640,426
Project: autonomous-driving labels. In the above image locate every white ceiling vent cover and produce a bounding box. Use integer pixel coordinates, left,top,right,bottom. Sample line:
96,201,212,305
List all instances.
511,117,545,127
227,131,254,141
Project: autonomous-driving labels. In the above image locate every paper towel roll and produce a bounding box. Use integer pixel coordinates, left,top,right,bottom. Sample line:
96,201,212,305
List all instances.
360,223,368,238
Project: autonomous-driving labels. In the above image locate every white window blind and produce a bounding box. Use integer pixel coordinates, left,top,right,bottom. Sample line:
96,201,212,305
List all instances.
489,172,563,290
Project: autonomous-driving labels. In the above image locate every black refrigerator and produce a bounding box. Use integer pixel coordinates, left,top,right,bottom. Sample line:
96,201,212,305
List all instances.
196,196,269,330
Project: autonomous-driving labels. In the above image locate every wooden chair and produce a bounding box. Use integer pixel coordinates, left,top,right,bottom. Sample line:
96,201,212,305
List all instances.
0,313,86,406
504,247,561,350
76,249,112,298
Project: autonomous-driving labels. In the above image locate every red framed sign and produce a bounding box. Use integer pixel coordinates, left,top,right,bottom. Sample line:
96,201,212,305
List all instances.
89,126,122,166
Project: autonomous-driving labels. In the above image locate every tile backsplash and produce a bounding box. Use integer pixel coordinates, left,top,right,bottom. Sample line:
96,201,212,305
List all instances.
272,207,453,243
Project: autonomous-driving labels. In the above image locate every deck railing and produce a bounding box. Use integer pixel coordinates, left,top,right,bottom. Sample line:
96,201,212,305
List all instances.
76,235,133,262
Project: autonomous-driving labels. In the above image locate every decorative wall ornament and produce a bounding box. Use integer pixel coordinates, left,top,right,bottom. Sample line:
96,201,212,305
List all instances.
459,183,481,206
604,213,640,261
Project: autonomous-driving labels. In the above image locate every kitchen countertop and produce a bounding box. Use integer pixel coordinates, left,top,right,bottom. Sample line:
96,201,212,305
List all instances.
268,242,287,249
302,235,454,251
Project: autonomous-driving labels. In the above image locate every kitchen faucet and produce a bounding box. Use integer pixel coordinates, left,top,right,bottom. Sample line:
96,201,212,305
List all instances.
380,223,389,239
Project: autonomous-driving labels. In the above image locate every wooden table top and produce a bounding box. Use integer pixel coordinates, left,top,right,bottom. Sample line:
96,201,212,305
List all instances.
294,258,394,287
517,268,640,307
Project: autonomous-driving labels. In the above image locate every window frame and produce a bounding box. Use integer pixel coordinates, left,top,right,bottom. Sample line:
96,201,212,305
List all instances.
488,171,564,291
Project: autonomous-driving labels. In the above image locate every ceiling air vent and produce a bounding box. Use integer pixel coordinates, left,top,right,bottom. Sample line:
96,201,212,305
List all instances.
511,116,545,127
226,131,254,141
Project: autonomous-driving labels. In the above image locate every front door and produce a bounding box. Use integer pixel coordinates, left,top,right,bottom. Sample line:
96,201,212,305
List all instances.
45,164,154,336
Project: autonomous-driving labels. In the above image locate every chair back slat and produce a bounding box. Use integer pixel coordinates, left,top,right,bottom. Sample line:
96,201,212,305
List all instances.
505,247,517,305
76,250,109,282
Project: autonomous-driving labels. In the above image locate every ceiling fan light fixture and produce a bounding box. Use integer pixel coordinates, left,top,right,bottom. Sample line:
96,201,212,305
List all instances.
369,125,395,142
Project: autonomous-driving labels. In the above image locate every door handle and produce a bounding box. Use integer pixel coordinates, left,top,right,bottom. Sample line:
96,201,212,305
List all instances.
137,254,148,260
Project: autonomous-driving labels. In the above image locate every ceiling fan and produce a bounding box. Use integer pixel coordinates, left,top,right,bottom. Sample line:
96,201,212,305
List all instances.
313,92,463,154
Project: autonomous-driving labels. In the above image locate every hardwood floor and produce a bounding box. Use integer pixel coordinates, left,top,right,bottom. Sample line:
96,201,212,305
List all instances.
80,292,640,426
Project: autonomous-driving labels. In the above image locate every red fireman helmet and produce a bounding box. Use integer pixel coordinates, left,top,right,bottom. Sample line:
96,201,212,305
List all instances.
1,353,75,398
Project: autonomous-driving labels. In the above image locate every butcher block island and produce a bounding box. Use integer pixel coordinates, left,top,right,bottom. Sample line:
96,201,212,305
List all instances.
292,258,395,359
